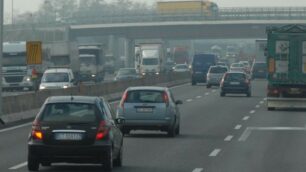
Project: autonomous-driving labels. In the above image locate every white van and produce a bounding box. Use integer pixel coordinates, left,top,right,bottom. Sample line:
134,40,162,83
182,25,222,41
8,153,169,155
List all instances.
39,68,76,90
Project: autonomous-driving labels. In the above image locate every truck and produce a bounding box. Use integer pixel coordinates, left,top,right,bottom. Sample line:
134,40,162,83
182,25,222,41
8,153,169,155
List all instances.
157,0,218,17
266,24,306,110
255,39,267,62
43,42,80,79
78,44,105,82
139,44,165,75
2,42,34,91
173,47,190,64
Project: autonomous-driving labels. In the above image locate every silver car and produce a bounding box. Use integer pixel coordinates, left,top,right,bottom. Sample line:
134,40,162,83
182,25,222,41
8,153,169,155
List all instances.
116,86,183,137
206,65,228,88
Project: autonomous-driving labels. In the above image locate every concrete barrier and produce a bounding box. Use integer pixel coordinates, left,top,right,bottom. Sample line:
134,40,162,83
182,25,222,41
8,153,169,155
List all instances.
2,72,190,115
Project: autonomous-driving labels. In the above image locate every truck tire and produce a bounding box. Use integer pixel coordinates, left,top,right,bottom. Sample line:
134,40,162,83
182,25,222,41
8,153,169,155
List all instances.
103,149,113,172
268,107,275,111
192,80,196,86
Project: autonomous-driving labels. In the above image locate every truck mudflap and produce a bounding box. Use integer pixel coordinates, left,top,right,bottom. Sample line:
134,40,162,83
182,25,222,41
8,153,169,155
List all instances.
267,97,306,110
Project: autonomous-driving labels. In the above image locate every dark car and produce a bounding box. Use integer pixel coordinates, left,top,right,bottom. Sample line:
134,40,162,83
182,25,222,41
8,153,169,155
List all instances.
27,96,124,171
220,72,252,97
114,68,140,81
191,53,217,85
251,61,267,79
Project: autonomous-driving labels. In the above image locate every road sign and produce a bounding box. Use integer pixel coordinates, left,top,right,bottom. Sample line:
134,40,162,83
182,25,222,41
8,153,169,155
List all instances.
26,41,42,65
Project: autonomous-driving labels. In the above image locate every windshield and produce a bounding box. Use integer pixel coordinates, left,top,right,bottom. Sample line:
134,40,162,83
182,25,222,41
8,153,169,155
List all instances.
5,1,306,172
142,58,159,65
42,73,69,83
40,103,99,123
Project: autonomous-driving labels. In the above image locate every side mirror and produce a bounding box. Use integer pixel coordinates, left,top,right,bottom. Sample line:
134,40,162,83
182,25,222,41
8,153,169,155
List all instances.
175,100,183,105
115,118,125,125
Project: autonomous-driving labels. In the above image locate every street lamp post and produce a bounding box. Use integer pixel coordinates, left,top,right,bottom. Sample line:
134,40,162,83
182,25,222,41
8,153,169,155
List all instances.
11,0,14,24
0,0,4,124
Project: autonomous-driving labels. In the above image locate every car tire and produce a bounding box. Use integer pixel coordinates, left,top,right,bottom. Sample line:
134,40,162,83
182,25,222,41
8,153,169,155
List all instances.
122,129,130,136
220,92,225,97
175,124,180,135
167,124,176,137
41,162,51,167
103,149,113,172
268,107,275,111
113,147,123,167
28,154,40,171
206,84,211,88
247,92,251,97
192,81,196,86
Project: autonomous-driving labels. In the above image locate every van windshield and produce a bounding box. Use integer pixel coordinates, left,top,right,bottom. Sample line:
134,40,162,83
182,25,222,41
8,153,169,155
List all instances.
42,73,69,83
142,58,159,65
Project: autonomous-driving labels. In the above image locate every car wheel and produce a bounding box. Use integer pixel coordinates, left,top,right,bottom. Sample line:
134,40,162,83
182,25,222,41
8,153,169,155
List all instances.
268,107,275,111
247,92,251,97
41,162,51,167
206,84,211,88
192,81,196,86
28,154,40,171
122,129,130,136
175,124,180,135
220,92,225,97
113,146,123,167
103,149,113,171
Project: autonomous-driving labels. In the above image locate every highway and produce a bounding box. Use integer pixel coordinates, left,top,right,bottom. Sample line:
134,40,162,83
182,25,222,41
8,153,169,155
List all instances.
1,79,306,172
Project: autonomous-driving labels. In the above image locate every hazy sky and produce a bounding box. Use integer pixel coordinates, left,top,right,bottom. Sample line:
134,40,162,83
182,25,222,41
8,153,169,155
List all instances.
5,0,306,14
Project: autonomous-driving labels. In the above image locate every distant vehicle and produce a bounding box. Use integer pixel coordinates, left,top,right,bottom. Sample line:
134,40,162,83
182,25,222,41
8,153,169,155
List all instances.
216,62,227,67
39,68,76,90
239,61,251,73
139,44,164,75
191,53,217,85
114,68,141,81
173,47,189,64
255,39,267,62
78,44,105,82
2,42,34,91
157,0,218,17
220,72,252,97
266,24,306,110
173,64,190,73
251,61,267,79
27,96,124,171
116,86,183,137
164,61,175,73
206,65,228,88
230,63,245,73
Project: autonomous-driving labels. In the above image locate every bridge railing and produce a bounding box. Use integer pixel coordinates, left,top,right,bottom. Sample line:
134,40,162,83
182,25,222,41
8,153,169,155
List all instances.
5,7,306,29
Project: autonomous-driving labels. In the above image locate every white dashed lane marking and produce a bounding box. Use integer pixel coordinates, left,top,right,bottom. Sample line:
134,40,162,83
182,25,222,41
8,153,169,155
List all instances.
224,135,234,141
235,125,242,130
209,149,221,157
243,116,250,121
186,99,193,102
192,168,204,172
196,96,202,99
205,92,210,96
250,110,256,114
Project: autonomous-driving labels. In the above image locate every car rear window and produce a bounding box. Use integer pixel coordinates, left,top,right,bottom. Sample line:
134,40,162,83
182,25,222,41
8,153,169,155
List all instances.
126,90,165,103
225,73,246,81
210,67,227,73
40,103,101,122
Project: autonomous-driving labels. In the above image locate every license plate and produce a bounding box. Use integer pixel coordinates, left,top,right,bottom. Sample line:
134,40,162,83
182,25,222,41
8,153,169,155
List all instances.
137,108,153,113
289,88,301,94
55,133,83,141
230,82,240,85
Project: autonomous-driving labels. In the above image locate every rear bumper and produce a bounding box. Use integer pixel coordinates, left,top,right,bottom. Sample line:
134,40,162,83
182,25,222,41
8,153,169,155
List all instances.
207,79,221,85
267,97,306,109
28,143,111,163
121,119,172,130
192,73,206,82
221,86,250,93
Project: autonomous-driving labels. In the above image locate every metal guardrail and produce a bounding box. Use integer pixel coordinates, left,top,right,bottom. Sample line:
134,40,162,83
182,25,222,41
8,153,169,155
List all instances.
5,7,306,30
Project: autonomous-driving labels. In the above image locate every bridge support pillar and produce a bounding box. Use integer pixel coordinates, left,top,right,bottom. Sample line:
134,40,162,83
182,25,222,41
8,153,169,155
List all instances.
124,38,135,68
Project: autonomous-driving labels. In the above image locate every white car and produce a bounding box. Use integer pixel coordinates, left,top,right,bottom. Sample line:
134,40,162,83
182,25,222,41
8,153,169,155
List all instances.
230,63,245,73
173,64,190,73
39,68,76,90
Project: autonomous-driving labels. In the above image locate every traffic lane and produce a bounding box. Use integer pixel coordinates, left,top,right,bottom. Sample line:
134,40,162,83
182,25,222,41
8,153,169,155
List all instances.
0,82,202,171
4,80,263,172
206,86,306,172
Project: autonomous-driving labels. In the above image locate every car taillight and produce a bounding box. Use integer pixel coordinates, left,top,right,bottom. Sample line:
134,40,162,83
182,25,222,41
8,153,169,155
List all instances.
96,121,109,140
163,92,169,106
120,91,128,109
267,86,280,97
31,120,43,140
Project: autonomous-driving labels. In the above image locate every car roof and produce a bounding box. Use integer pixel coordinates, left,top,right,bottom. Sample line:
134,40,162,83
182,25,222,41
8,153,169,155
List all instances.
227,71,246,75
127,86,167,91
45,96,101,104
45,68,72,73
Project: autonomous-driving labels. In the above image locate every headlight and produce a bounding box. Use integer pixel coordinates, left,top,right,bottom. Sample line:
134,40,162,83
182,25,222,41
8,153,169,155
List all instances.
142,73,146,76
39,86,46,90
23,76,31,82
91,74,96,77
63,85,69,89
156,72,160,75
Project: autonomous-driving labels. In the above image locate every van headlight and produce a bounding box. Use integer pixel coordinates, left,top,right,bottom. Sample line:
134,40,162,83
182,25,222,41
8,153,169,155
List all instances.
63,85,69,89
39,85,46,90
23,76,31,82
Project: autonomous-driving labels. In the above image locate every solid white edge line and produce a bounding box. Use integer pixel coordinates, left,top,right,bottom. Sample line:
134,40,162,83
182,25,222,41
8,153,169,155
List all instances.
235,125,242,130
192,168,204,172
0,123,32,133
209,149,221,157
224,135,233,141
243,116,250,121
9,161,27,170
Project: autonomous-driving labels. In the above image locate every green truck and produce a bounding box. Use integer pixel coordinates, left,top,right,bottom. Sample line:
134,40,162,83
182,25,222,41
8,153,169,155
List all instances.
266,24,306,110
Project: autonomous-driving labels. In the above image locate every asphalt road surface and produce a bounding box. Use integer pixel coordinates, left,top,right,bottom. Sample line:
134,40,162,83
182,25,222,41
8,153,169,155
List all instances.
1,79,305,172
